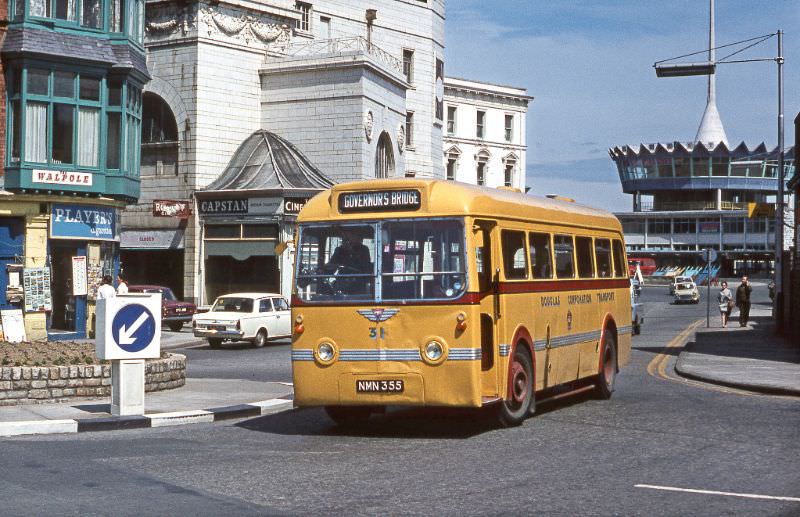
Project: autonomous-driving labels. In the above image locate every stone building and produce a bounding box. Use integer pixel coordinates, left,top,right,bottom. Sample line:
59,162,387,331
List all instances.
0,0,148,340
124,0,445,305
442,77,530,190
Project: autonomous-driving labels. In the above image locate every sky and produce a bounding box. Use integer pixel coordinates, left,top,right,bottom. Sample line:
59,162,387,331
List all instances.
444,0,800,211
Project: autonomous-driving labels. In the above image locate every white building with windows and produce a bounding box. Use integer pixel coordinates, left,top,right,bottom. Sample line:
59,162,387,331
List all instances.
442,77,531,190
122,0,446,304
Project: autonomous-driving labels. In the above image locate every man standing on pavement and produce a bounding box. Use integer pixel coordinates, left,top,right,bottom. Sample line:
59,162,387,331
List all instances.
735,275,752,327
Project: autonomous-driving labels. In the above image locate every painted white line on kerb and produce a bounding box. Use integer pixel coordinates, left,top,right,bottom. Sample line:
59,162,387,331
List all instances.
636,484,800,502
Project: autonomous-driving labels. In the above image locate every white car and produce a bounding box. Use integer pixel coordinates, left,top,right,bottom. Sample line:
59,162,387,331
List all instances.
192,292,291,348
670,275,693,294
673,282,700,304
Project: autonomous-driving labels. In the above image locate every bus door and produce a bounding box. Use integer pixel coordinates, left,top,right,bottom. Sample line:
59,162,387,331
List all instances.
474,220,500,399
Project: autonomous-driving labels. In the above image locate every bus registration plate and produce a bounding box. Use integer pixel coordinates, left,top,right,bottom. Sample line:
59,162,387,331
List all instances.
356,379,404,393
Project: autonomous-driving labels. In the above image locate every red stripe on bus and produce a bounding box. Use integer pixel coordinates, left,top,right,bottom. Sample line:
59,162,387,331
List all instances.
499,278,630,294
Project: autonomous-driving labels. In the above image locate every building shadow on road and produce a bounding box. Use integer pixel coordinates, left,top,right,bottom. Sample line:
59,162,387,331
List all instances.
685,316,799,362
632,346,683,357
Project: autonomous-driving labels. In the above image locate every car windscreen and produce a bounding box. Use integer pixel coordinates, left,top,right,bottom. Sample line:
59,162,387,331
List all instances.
211,297,253,313
295,218,466,303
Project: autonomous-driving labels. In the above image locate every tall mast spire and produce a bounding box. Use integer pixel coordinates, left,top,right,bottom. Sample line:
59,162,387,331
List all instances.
695,0,729,147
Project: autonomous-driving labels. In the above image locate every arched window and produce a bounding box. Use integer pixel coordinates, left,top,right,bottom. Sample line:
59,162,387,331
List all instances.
375,131,395,179
475,148,490,186
141,92,178,176
503,153,518,187
445,145,461,181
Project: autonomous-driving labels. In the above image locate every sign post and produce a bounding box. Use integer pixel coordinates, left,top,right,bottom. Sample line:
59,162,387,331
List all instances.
96,294,162,416
702,248,718,328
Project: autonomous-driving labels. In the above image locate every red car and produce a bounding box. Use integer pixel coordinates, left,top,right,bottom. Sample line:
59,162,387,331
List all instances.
127,285,196,332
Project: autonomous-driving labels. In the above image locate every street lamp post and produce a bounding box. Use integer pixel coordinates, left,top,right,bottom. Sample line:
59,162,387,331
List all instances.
654,30,786,334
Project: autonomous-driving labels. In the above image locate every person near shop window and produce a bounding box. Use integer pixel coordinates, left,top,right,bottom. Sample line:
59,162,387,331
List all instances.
98,275,116,299
117,273,129,294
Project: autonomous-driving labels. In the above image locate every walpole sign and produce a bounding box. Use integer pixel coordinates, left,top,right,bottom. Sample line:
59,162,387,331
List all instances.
32,169,92,186
153,200,193,218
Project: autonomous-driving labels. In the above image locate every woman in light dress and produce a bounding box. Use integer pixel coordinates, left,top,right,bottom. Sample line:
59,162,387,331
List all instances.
717,281,733,328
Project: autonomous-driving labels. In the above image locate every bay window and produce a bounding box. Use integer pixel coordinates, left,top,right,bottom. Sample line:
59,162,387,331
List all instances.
6,66,143,177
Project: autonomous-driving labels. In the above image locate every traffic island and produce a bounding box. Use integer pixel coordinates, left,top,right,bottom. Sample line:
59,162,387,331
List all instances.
0,340,186,406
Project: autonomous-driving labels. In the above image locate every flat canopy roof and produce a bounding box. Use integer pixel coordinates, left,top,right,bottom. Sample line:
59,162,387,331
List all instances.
298,179,621,232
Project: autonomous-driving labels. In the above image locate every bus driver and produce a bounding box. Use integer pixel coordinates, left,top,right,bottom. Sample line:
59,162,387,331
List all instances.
326,228,371,273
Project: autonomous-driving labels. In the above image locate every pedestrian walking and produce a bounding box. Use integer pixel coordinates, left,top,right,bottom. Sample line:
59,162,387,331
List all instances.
717,281,733,328
735,275,752,327
97,275,116,300
116,272,129,294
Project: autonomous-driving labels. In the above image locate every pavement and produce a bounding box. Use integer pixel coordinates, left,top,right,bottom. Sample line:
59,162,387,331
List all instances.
675,303,800,396
0,329,294,437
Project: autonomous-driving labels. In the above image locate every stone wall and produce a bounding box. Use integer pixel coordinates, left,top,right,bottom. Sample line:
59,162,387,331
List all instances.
0,354,186,406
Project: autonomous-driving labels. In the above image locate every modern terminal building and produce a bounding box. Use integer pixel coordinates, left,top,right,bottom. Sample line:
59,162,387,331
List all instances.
609,13,795,278
0,0,148,339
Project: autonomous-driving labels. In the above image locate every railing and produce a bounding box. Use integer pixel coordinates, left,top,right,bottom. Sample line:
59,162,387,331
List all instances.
639,201,750,212
279,36,403,74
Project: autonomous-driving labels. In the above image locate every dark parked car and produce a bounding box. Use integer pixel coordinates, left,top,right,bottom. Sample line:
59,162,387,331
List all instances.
127,285,196,331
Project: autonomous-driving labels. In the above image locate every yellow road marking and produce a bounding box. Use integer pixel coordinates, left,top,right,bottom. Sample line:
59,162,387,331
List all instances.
646,319,702,377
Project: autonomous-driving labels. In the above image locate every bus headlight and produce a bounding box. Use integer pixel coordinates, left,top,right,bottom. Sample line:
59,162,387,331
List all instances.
316,341,337,364
422,340,447,364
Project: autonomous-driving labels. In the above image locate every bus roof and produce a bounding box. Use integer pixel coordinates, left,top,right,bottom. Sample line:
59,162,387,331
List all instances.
297,179,622,232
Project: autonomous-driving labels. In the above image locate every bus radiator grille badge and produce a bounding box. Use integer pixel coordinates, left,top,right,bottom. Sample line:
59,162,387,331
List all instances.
357,308,400,323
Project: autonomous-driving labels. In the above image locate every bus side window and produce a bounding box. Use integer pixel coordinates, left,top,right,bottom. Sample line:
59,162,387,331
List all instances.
554,235,575,278
501,230,528,280
475,228,492,292
529,232,552,279
594,238,612,278
612,239,626,278
575,236,595,278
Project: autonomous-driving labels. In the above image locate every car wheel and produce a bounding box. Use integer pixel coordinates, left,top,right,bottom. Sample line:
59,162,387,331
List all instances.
595,330,617,400
496,345,534,427
253,329,267,348
633,319,641,335
208,338,222,348
168,322,183,332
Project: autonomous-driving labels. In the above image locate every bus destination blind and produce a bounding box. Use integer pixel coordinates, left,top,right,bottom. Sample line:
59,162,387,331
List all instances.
338,190,421,213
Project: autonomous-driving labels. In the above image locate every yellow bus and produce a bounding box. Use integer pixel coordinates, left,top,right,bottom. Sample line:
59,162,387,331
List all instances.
291,179,631,426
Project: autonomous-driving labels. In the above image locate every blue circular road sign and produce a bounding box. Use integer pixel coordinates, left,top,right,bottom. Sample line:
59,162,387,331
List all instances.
111,304,157,353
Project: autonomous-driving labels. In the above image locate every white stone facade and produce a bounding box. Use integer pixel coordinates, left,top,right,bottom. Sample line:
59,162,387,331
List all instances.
124,0,445,304
442,77,530,191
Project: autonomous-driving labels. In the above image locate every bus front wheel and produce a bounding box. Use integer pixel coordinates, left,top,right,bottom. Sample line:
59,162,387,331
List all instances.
595,331,617,399
325,406,372,427
496,346,534,427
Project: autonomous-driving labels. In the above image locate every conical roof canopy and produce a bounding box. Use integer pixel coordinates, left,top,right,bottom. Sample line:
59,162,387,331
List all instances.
205,130,333,191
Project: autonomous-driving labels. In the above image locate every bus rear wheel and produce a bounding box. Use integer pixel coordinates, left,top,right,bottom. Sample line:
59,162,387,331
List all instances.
496,346,533,427
324,406,372,427
595,331,617,400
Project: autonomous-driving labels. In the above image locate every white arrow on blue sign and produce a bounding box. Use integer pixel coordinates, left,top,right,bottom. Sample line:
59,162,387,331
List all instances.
111,304,157,353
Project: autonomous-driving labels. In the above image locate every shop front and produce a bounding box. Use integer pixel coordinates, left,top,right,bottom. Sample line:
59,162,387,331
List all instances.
194,129,334,305
197,195,314,304
120,227,186,299
48,203,119,339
